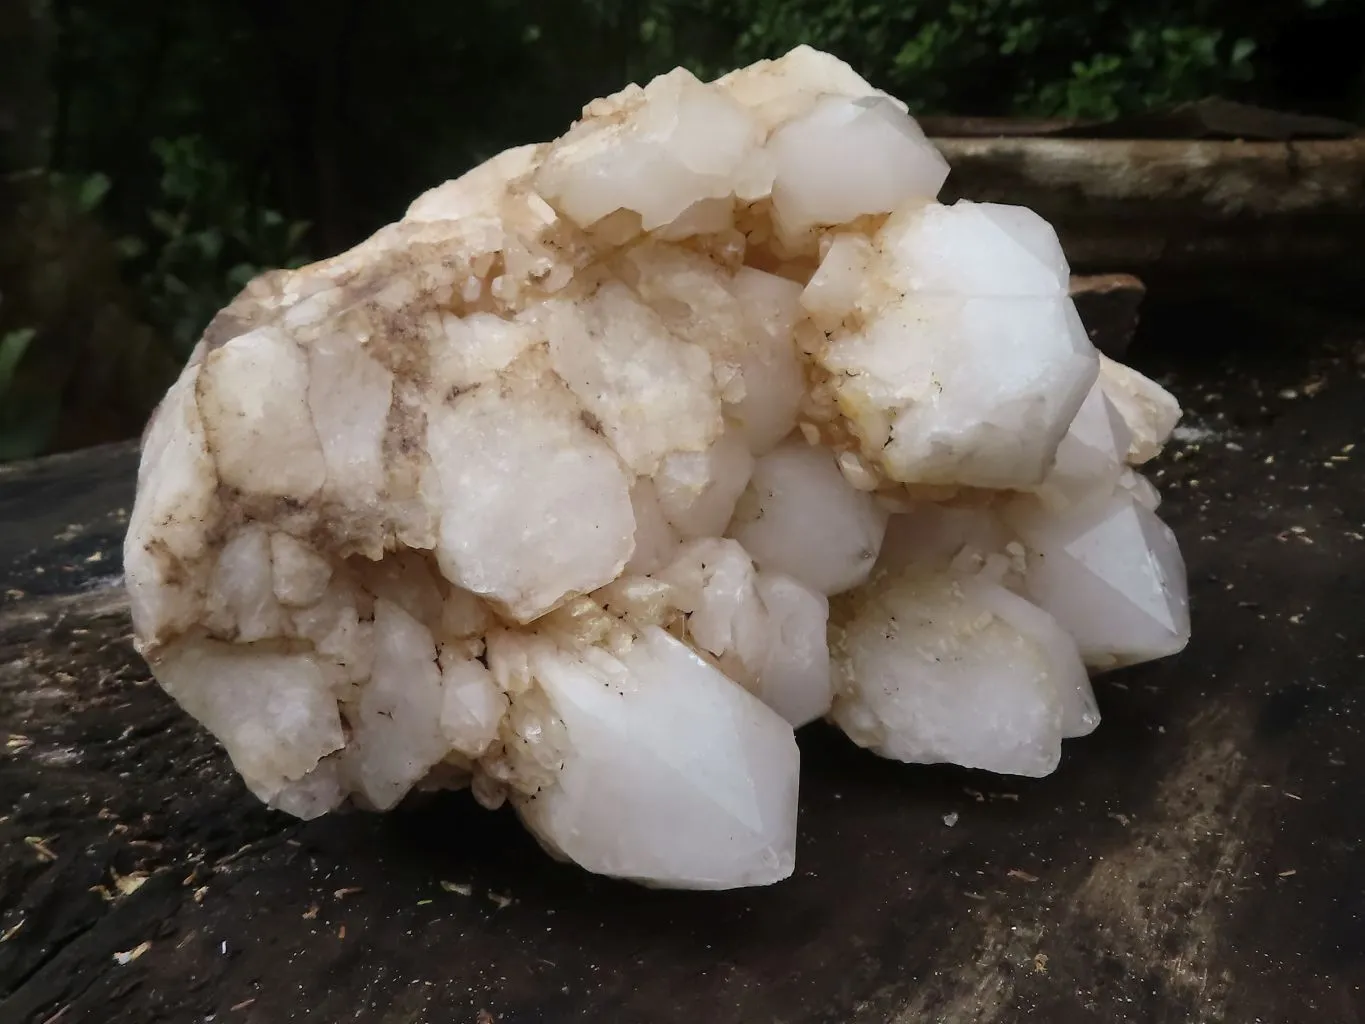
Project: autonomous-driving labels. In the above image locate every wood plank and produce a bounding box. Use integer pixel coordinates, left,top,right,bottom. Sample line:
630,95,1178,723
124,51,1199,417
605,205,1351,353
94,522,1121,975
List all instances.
933,137,1365,283
921,99,1360,141
1069,273,1145,358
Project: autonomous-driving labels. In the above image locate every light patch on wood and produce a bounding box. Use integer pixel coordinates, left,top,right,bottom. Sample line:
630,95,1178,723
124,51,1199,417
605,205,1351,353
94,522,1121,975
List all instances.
1066,712,1256,1023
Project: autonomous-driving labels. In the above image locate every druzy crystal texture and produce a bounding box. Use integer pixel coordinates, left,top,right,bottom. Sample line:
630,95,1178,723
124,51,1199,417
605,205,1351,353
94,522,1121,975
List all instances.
124,47,1190,890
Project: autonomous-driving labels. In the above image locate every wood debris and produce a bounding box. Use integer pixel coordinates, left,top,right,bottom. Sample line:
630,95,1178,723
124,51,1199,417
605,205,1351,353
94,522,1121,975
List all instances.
113,870,149,896
113,940,151,965
25,835,56,862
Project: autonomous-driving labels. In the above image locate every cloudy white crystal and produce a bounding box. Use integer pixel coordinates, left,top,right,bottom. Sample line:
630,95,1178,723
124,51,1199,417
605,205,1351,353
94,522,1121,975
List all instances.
534,67,772,231
156,640,345,804
425,379,636,622
831,569,1097,777
728,440,888,596
767,94,950,245
804,197,1102,490
125,46,1190,891
199,327,327,499
1004,491,1191,670
1098,353,1182,464
124,370,217,644
516,626,800,889
659,539,833,727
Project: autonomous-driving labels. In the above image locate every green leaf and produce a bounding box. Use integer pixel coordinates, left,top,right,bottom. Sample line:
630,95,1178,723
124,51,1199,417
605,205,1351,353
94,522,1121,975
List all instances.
77,172,112,213
0,328,37,395
1231,37,1256,65
149,208,181,238
285,220,311,251
116,235,147,261
195,230,224,261
228,262,260,288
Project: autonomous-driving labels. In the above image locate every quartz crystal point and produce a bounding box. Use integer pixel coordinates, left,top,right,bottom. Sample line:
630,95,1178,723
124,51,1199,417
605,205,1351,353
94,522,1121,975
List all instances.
125,45,1191,890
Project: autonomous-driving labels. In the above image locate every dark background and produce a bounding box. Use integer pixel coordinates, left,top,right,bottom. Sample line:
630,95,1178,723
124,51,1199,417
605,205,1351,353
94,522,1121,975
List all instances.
1,0,1362,462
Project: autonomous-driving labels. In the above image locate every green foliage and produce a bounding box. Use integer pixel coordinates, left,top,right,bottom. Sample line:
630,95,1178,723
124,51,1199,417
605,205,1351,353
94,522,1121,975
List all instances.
35,145,308,358
1029,27,1257,121
43,170,113,217
44,0,1342,343
687,0,1263,118
1,0,1357,464
0,327,57,462
0,328,36,397
0,170,112,461
129,136,311,352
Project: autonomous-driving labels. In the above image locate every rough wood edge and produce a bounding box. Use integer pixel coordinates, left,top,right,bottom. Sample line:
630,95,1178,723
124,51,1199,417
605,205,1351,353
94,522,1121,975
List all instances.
932,137,1365,217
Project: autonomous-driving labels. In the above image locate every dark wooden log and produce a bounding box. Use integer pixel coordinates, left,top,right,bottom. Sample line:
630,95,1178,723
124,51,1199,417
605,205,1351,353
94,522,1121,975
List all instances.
920,98,1361,142
1070,273,1145,358
930,135,1365,288
3,302,1364,1023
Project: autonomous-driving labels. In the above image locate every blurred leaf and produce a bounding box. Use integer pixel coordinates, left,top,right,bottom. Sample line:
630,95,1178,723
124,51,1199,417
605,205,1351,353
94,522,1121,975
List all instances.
285,221,312,251
77,172,111,213
195,230,223,262
228,262,261,288
0,404,60,463
148,208,180,238
116,235,146,260
0,329,37,395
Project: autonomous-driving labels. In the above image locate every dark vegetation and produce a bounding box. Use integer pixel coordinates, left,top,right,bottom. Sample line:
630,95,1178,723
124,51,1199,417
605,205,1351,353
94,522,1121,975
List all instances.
1,0,1362,462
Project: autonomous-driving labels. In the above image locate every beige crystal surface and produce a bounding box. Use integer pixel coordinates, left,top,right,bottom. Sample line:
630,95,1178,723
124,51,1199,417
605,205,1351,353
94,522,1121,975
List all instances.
125,45,1190,890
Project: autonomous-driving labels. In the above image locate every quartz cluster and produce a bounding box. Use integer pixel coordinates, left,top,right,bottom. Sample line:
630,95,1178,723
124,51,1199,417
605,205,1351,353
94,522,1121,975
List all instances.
124,47,1189,890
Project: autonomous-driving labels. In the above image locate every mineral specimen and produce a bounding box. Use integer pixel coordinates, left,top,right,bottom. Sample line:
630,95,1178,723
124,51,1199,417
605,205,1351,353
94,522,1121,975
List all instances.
124,46,1190,890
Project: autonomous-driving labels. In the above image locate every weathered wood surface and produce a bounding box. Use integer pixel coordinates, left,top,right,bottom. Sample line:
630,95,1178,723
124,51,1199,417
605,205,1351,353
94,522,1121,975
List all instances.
932,136,1365,283
1068,274,1145,359
921,99,1362,141
2,301,1364,1023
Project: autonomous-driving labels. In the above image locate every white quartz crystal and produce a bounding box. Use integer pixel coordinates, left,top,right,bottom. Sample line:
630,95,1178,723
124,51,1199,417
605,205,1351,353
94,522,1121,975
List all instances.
126,47,1190,891
516,626,799,889
814,220,1100,487
1003,492,1190,671
830,569,1097,778
728,440,888,596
